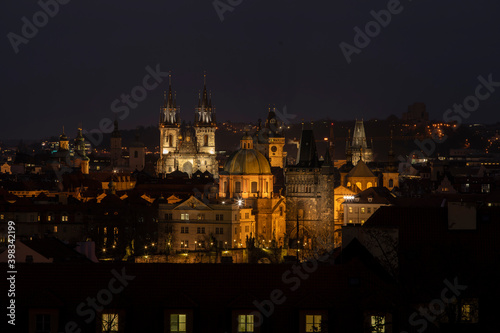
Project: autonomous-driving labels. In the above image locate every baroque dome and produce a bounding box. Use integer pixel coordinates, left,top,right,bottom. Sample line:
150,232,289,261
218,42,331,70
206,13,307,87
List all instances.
223,149,271,175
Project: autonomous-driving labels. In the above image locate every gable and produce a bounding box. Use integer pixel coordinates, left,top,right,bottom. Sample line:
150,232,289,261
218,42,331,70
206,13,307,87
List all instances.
174,195,212,211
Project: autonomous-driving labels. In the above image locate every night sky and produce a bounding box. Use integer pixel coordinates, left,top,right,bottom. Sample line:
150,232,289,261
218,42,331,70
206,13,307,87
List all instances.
1,0,500,141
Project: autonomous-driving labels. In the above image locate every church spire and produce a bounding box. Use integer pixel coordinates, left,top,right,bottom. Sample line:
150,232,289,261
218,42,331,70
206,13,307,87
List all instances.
160,73,180,126
195,72,214,126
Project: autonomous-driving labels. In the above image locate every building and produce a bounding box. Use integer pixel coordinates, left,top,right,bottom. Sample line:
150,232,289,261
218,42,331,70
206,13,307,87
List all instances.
129,135,146,171
285,127,335,250
219,135,286,247
381,132,399,190
346,119,373,165
342,187,397,225
340,159,378,193
333,185,356,246
254,107,286,168
158,195,256,252
157,75,218,178
402,102,429,123
110,120,124,168
49,127,90,175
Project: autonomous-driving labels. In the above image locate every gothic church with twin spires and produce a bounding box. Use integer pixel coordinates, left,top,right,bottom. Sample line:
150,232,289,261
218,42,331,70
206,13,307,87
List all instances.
157,75,218,178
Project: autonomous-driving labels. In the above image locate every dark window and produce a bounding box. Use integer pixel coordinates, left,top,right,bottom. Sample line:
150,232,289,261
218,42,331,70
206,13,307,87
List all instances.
251,182,258,193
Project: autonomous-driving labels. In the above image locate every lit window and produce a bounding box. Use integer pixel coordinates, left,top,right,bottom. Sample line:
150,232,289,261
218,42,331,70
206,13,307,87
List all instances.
348,207,353,214
47,215,52,222
102,313,119,333
361,207,366,213
53,226,58,233
170,314,186,332
61,215,68,222
370,315,385,333
36,314,51,333
0,214,3,220
238,315,254,332
181,214,189,220
306,315,322,332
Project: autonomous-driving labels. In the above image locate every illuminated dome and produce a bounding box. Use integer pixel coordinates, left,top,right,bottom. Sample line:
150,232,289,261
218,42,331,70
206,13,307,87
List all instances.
222,135,271,175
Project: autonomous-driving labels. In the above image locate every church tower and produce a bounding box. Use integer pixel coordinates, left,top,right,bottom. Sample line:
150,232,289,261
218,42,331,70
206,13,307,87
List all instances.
159,74,181,156
74,127,89,174
194,74,216,155
346,120,373,165
254,106,286,168
110,120,122,167
382,129,399,190
59,127,69,151
158,75,181,174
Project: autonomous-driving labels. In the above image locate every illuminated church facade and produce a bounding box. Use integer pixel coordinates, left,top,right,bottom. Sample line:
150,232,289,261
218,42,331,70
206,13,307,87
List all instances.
157,75,218,178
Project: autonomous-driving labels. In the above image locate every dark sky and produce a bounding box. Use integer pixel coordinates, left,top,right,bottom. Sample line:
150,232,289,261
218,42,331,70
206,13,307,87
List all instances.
1,0,500,141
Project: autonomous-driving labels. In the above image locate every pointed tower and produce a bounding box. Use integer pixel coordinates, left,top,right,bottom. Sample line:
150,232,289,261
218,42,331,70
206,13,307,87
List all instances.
348,120,373,165
110,119,122,167
296,128,319,167
194,73,216,155
159,74,181,155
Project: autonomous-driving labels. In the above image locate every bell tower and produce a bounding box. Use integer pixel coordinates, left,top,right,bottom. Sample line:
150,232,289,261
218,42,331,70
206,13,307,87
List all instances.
194,73,216,155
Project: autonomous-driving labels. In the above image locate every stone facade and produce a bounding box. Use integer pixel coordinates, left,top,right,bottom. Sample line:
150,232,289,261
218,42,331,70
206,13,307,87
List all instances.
285,128,335,250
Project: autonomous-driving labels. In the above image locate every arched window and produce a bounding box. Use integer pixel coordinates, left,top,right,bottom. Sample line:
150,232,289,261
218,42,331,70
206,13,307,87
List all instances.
356,182,362,191
204,135,208,146
168,135,173,147
367,182,373,189
347,181,351,188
